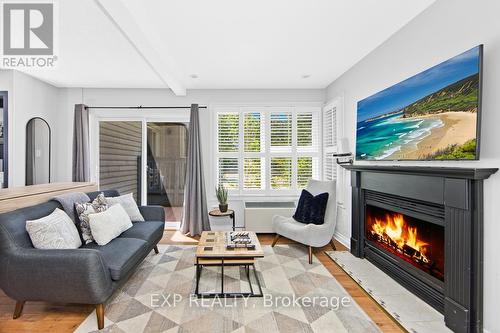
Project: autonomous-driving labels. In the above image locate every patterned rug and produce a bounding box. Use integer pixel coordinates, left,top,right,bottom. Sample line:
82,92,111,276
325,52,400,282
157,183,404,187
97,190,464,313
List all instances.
75,245,380,333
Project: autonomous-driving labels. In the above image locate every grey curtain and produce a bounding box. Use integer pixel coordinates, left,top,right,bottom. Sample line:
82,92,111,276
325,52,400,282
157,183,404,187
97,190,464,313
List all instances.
72,104,90,182
181,104,210,236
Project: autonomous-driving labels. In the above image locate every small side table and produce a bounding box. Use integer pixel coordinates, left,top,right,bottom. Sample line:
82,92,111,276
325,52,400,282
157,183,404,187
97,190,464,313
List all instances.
209,209,235,231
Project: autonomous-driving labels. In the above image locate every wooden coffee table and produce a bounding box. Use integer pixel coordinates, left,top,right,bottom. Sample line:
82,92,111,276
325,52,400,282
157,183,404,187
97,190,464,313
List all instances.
194,231,264,298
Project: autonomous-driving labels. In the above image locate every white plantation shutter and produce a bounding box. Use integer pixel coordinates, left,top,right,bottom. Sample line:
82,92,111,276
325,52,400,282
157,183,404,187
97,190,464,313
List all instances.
244,157,265,189
218,113,239,152
215,106,320,194
323,105,338,181
297,112,319,149
244,112,264,152
271,157,292,189
218,157,239,189
270,112,292,150
296,111,320,188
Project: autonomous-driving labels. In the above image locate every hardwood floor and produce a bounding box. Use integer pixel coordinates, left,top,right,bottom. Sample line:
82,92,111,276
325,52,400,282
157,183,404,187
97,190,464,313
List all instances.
0,230,404,333
258,233,405,333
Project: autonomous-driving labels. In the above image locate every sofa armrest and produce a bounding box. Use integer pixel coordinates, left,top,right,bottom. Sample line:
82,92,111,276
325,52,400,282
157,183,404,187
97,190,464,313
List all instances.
139,206,165,222
2,248,112,304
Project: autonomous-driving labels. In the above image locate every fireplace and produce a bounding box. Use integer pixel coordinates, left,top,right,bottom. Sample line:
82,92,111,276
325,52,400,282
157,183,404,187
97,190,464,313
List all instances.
365,205,445,282
344,165,498,333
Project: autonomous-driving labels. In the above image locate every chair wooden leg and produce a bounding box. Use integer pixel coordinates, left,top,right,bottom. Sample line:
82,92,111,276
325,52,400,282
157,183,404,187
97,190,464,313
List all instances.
96,304,105,330
308,246,313,264
271,234,280,247
153,245,159,254
330,239,337,251
13,301,25,319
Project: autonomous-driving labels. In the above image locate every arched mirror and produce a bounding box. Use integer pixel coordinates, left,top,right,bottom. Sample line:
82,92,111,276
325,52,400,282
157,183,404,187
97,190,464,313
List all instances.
26,117,51,185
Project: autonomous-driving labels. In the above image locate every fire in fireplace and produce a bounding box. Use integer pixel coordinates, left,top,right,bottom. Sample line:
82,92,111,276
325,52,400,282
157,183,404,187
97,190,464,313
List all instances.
365,205,444,281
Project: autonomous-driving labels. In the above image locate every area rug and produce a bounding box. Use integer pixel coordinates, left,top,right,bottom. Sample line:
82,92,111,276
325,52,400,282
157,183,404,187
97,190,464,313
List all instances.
326,251,452,333
75,244,380,333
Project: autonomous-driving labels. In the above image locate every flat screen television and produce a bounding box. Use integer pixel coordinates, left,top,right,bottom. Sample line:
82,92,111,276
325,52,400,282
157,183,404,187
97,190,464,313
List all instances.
356,45,482,161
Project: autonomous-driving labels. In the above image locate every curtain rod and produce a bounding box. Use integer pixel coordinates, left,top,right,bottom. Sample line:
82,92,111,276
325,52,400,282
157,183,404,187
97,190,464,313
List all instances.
86,106,208,110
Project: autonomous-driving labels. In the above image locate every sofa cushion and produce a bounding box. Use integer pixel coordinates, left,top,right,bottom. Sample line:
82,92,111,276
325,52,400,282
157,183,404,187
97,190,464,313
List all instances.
82,238,148,281
75,193,108,244
118,221,164,243
87,190,120,201
0,201,62,249
106,193,145,222
26,208,82,249
89,204,133,246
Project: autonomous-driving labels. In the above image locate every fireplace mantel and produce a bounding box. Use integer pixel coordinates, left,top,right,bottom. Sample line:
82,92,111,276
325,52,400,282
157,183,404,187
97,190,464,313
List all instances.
342,165,498,180
344,165,497,333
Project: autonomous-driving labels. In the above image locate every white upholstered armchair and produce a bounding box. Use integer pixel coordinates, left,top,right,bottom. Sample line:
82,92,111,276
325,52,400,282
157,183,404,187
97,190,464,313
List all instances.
272,179,337,264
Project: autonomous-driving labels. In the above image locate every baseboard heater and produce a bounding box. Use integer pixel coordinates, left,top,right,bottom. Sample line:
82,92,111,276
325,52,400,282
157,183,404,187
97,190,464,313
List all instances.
244,201,296,233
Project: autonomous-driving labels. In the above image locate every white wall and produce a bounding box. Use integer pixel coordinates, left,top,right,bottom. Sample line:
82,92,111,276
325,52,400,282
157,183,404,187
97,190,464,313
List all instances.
325,0,500,331
55,88,325,227
2,78,325,221
9,71,60,187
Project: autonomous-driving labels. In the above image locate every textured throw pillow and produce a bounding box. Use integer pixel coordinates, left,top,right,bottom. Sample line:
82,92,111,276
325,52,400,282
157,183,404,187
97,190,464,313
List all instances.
293,189,329,225
26,208,82,249
88,204,133,245
75,193,108,244
105,193,145,222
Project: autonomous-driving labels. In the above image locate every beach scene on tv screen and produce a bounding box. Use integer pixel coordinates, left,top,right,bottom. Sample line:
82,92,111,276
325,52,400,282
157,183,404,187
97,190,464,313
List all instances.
356,46,480,161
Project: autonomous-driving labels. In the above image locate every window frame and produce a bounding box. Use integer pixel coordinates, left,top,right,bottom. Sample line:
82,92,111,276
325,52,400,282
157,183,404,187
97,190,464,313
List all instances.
214,104,321,197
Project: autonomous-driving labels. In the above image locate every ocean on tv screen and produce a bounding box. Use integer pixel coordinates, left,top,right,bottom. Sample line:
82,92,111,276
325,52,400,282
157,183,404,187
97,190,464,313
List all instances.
356,46,481,161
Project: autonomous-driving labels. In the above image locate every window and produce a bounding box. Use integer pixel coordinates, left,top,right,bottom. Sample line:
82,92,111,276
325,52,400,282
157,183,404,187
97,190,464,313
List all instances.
323,103,338,181
216,106,320,194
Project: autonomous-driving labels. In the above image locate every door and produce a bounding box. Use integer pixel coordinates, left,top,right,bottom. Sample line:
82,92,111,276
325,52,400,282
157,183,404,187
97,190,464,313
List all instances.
146,122,188,224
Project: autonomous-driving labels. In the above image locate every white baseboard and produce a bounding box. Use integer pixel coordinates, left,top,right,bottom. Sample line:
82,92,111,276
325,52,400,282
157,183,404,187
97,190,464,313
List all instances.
333,231,350,249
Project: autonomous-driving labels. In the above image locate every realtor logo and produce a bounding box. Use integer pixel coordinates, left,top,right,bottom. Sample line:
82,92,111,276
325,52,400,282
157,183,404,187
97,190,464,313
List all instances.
1,1,58,68
3,3,53,55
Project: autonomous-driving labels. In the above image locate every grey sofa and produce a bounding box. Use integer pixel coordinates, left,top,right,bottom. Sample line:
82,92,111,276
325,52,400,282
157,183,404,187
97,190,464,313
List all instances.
0,190,165,330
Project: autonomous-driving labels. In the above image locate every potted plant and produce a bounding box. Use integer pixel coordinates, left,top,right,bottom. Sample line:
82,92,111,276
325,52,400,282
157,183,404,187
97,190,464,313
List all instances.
216,184,228,212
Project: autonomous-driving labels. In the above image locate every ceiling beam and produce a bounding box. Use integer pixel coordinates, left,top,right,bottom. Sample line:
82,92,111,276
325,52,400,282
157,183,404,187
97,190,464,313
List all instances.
95,0,186,95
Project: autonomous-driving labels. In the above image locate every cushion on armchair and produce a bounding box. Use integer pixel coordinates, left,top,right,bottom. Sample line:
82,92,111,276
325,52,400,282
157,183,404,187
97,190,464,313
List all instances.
293,189,329,225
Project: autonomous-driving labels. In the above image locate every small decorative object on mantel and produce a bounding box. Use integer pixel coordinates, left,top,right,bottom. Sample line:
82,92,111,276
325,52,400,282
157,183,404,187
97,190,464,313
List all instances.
215,184,228,212
332,152,354,165
332,137,353,165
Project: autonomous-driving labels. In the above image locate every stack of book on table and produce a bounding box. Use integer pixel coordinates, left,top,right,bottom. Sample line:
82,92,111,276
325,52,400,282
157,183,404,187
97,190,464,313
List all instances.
226,232,256,249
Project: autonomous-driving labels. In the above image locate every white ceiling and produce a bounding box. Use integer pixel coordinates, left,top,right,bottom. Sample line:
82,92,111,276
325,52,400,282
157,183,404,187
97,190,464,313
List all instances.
22,0,436,91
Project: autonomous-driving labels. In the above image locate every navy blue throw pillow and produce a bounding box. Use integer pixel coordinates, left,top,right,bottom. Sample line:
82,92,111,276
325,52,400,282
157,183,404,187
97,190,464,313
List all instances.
293,189,329,225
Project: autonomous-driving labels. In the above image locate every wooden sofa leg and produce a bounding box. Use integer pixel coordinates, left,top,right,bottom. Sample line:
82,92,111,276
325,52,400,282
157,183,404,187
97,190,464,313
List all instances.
153,245,159,254
330,239,337,251
308,246,313,264
13,300,25,319
96,304,105,330
271,234,280,247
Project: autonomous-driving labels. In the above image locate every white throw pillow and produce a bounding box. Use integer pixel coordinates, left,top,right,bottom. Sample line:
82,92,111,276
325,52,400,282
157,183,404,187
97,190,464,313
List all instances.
105,193,145,222
26,208,82,249
88,204,133,245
